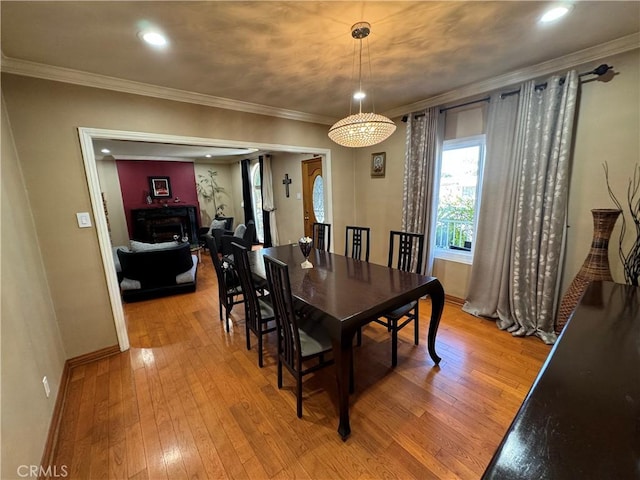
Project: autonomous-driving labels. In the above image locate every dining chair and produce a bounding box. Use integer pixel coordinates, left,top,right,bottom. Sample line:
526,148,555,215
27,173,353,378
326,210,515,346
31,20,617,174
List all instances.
204,234,243,332
312,222,331,252
345,225,371,346
231,242,277,367
344,225,370,262
373,230,425,367
220,220,256,257
262,254,335,418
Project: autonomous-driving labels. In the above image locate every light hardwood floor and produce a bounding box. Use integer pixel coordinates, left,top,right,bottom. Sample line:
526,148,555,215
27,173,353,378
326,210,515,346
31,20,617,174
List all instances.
52,251,551,479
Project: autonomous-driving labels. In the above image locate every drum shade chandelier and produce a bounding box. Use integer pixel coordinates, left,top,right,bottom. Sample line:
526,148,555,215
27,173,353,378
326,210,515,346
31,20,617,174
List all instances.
328,22,396,148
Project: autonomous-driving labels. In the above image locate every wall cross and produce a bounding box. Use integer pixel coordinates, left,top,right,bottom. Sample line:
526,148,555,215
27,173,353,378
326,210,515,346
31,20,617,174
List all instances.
282,174,292,198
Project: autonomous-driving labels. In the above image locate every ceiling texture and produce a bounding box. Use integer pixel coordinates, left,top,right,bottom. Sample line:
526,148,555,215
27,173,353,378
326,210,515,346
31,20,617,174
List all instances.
1,1,639,158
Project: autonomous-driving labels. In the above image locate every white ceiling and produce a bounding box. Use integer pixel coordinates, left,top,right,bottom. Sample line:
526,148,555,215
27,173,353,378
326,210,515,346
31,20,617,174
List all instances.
2,1,639,157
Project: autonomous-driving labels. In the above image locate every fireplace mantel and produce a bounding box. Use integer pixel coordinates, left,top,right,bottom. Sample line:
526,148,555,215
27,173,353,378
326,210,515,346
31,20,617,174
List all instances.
131,206,199,244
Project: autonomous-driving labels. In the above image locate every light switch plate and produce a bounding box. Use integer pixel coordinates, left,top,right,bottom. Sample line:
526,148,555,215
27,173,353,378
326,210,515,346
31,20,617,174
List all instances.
76,212,92,228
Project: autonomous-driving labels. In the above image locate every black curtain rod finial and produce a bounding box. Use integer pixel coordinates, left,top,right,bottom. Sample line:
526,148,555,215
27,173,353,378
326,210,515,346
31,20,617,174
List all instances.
578,63,613,78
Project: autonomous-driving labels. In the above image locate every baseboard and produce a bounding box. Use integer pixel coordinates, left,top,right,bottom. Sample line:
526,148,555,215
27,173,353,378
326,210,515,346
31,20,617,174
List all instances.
445,294,465,306
39,344,120,477
67,344,120,369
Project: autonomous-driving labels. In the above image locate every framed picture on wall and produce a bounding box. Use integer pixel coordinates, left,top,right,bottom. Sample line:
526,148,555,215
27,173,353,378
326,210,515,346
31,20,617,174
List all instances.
371,152,386,177
148,176,172,198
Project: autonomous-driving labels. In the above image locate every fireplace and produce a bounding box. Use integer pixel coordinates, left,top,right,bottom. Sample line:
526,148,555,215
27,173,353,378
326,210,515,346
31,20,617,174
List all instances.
131,206,199,244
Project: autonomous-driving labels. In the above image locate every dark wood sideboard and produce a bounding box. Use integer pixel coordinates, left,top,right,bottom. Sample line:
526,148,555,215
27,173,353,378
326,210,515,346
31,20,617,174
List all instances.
482,281,640,479
131,206,199,244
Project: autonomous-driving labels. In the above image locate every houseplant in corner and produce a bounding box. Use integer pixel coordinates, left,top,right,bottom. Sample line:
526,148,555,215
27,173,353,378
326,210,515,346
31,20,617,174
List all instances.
196,169,227,225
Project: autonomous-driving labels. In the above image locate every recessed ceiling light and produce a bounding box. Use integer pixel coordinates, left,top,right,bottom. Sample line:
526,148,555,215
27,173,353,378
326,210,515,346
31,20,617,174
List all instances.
540,6,571,23
205,154,212,158
140,31,168,47
101,148,111,154
353,91,366,100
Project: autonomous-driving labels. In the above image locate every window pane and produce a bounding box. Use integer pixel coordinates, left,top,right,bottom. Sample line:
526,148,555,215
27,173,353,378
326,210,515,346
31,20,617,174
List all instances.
435,143,482,252
312,176,324,223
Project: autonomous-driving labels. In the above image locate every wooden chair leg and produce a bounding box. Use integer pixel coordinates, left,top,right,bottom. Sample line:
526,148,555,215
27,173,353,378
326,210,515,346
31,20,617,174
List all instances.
391,325,398,367
258,335,263,368
296,375,303,418
277,361,283,389
414,304,420,345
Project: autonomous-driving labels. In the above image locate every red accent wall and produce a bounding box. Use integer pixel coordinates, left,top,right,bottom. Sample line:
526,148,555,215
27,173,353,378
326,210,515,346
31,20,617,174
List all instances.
116,160,200,238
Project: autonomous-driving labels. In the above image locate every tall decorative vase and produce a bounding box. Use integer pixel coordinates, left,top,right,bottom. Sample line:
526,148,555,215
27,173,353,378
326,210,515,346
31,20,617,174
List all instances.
555,209,621,333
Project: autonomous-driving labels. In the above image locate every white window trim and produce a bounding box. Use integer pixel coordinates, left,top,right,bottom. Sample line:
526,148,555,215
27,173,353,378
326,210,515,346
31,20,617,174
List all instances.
432,134,486,265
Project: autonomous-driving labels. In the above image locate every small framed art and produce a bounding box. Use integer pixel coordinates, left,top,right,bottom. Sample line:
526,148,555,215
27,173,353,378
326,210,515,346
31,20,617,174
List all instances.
371,152,386,177
148,176,172,198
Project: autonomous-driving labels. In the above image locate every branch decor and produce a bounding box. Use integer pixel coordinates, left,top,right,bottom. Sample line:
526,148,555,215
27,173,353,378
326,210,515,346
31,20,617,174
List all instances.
604,163,640,286
196,169,227,217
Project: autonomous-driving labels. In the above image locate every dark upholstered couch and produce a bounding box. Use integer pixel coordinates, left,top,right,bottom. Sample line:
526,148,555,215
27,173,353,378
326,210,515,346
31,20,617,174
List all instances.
116,242,198,302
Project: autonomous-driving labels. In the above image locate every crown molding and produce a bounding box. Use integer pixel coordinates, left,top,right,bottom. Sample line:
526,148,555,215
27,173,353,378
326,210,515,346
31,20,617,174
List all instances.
384,33,640,119
0,55,336,125
2,32,638,125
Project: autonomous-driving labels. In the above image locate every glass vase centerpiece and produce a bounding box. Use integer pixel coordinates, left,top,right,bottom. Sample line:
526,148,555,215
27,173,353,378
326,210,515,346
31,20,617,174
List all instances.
298,236,314,269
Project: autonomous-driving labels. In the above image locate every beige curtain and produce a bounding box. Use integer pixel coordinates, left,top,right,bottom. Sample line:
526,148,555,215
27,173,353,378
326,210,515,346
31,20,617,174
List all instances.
262,155,279,246
463,71,579,344
402,107,443,275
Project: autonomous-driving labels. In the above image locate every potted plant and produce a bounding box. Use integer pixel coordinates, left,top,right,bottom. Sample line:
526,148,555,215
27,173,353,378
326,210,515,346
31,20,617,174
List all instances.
196,169,227,224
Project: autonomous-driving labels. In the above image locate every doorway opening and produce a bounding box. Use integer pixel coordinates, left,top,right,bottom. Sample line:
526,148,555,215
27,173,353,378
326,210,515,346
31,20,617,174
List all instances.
78,127,332,351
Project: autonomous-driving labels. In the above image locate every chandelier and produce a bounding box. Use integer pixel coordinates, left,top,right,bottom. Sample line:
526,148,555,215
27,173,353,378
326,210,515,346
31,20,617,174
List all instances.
328,22,396,148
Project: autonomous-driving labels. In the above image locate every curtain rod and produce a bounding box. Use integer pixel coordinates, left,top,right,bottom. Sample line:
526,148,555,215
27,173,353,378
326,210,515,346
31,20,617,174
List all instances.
402,64,614,121
500,63,613,98
401,97,490,122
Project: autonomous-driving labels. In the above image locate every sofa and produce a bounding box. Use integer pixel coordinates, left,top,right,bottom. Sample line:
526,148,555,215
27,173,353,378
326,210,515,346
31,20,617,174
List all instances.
114,241,198,302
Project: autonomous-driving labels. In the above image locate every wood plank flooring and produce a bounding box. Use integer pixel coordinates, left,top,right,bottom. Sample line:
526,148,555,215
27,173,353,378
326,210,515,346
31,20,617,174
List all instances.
52,252,551,479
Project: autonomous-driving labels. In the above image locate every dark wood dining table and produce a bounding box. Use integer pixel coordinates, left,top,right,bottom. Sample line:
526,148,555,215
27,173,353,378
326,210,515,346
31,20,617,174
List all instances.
248,244,445,440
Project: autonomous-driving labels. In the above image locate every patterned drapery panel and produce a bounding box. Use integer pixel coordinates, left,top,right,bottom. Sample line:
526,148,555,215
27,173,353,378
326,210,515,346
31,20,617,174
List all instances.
463,71,579,344
402,107,442,275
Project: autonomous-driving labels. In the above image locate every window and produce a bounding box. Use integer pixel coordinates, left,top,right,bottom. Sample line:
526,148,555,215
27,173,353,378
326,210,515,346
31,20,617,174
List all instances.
250,163,264,243
433,135,485,264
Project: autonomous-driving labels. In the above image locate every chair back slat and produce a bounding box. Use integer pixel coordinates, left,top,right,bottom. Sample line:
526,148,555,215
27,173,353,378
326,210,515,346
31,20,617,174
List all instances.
263,255,301,371
345,226,370,262
388,231,425,274
231,242,260,333
205,235,229,299
312,222,331,252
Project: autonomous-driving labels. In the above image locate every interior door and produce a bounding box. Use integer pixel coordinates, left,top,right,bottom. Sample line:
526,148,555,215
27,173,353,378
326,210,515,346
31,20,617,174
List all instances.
301,157,324,238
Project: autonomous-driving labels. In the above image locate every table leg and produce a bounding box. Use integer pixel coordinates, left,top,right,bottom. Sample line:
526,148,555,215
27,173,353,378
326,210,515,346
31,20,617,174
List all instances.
332,332,354,441
428,279,445,365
